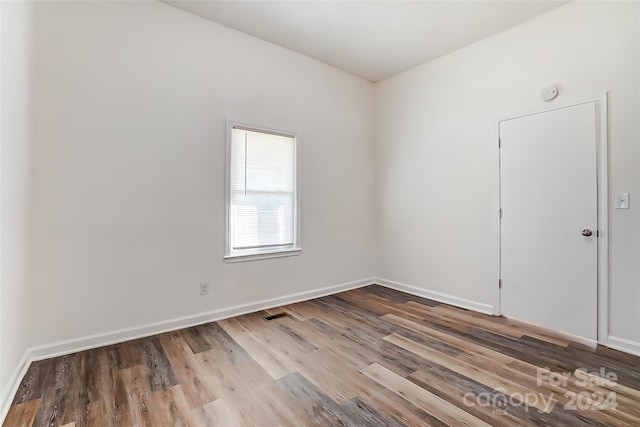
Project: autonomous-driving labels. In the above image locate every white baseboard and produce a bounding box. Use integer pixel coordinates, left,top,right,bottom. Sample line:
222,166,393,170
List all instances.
0,351,31,424
375,277,494,315
606,336,640,357
29,277,376,362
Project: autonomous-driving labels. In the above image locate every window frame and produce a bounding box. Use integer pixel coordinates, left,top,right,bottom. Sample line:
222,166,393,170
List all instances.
224,120,301,262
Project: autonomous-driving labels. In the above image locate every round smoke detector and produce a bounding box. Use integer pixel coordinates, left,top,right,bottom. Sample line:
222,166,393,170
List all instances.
541,85,559,102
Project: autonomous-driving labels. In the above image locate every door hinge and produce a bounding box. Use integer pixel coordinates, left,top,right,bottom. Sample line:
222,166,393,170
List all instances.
597,230,600,237
499,279,502,289
498,137,502,148
499,208,503,218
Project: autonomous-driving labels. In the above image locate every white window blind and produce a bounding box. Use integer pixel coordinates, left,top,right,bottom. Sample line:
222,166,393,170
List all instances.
227,126,298,257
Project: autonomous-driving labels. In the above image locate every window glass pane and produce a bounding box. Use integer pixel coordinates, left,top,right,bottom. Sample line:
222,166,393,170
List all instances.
229,127,296,252
231,193,294,248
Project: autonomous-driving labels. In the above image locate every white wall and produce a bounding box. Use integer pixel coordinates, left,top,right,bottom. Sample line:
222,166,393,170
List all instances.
0,0,34,404
28,1,375,346
376,1,640,344
4,0,639,386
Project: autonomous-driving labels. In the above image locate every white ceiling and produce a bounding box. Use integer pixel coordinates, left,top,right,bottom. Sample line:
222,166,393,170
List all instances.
163,1,567,82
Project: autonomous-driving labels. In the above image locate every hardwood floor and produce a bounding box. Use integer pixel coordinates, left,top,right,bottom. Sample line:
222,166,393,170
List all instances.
5,285,640,426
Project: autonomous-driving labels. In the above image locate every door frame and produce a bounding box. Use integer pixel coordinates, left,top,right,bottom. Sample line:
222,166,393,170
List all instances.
492,93,609,344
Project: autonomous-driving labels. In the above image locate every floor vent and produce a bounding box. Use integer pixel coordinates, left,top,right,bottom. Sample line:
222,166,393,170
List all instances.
264,312,289,321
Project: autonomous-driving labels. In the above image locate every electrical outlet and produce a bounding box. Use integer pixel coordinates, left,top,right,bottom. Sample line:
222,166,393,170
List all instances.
199,282,210,296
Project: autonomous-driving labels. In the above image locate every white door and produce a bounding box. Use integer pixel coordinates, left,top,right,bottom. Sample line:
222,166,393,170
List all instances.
500,102,598,340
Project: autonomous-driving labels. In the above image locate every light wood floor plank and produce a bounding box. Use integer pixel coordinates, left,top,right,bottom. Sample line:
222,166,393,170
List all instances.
191,398,239,427
217,316,298,380
361,363,493,427
383,312,516,364
383,332,557,413
158,331,220,408
2,400,39,427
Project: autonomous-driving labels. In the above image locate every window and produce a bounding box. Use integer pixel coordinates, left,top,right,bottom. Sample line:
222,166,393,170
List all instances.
225,123,300,261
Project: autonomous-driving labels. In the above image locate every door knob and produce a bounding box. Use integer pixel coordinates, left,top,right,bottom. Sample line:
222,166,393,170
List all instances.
581,229,593,237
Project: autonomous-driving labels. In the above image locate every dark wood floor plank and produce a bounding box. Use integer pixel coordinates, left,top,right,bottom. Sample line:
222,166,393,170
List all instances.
364,284,441,307
139,335,179,391
114,340,145,370
83,347,116,427
11,359,53,406
58,351,87,426
31,353,79,427
361,284,416,303
4,285,640,427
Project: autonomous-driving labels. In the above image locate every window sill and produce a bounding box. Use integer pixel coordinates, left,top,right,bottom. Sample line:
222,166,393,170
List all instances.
224,247,302,263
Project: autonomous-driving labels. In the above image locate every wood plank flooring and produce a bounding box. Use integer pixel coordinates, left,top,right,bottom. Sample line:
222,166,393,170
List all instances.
5,285,640,426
